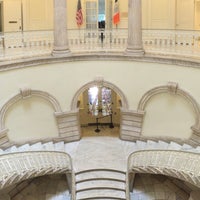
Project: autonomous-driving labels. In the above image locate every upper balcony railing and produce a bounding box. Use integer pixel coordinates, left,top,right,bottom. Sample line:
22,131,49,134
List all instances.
0,28,200,61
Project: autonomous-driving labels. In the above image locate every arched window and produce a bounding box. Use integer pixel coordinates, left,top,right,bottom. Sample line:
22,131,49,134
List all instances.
88,86,112,116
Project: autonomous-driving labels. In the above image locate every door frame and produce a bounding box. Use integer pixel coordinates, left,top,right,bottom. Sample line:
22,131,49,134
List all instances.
0,1,3,32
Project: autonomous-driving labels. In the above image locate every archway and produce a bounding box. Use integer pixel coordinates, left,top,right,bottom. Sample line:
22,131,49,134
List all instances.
71,78,129,137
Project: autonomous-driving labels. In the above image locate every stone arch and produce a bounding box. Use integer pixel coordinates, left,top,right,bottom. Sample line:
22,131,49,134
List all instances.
71,77,129,110
137,82,200,140
0,88,62,145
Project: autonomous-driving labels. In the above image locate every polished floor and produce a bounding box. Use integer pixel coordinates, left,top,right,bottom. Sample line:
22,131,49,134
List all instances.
81,126,120,137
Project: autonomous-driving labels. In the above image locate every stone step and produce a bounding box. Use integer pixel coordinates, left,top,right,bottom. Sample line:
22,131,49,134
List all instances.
64,141,79,157
5,145,18,153
0,148,4,155
29,142,44,151
54,141,65,152
75,170,126,183
17,144,31,152
76,179,125,191
146,140,158,149
43,141,55,151
136,140,146,150
181,143,193,151
168,142,182,150
76,189,126,200
121,141,137,159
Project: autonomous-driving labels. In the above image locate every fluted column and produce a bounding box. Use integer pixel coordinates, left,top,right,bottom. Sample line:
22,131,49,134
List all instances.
126,0,144,56
52,0,70,57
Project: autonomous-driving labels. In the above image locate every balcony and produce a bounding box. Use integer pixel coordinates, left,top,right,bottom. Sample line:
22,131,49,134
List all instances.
0,29,200,62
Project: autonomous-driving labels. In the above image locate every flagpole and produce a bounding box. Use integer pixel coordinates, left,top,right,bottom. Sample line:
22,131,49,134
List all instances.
78,26,81,44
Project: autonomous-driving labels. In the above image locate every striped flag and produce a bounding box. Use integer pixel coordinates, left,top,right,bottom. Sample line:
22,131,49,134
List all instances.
113,0,120,25
76,0,83,27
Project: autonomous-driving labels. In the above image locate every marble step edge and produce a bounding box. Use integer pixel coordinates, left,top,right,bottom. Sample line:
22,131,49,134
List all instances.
75,169,126,181
76,188,126,199
76,179,126,190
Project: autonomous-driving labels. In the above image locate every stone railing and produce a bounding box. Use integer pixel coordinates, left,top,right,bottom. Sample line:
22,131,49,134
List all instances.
143,29,200,57
0,29,200,60
127,150,200,195
0,151,73,191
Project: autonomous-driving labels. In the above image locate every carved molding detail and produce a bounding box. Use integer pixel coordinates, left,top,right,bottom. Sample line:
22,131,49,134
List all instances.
0,151,72,190
137,82,200,141
55,110,81,141
120,108,145,140
0,89,62,145
71,78,129,110
128,150,200,189
20,87,32,99
0,129,9,146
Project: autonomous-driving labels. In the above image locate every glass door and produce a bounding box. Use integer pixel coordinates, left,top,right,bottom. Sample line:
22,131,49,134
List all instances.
86,0,98,30
98,0,105,29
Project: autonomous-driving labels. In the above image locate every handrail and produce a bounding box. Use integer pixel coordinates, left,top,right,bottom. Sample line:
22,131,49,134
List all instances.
0,28,200,61
127,150,200,190
0,151,73,190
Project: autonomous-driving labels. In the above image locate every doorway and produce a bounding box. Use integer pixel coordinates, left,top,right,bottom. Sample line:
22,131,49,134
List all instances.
85,0,112,30
176,0,194,30
78,86,121,137
4,0,22,32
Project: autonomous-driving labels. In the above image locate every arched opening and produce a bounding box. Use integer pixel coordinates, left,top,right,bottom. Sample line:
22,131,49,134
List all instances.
78,85,121,137
71,78,129,138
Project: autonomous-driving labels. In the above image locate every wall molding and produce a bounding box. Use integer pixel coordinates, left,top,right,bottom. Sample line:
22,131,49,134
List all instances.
0,88,62,145
137,82,200,143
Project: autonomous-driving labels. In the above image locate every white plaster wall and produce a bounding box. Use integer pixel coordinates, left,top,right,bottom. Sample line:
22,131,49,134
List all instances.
0,60,200,141
5,96,58,142
1,0,198,31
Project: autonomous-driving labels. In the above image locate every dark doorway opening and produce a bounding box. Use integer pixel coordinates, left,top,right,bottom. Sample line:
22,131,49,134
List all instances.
0,1,3,32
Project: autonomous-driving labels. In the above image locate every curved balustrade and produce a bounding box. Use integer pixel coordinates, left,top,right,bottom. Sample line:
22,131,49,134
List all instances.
0,29,200,61
128,150,200,190
0,151,73,190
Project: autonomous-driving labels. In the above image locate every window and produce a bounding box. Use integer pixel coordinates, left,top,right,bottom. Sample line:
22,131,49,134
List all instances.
86,1,97,29
88,86,112,116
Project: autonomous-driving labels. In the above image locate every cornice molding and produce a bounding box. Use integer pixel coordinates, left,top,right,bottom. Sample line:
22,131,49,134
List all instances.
0,53,200,72
138,82,200,136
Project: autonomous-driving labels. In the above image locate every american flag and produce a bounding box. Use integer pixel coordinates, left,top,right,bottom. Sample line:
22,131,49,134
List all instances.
76,0,83,27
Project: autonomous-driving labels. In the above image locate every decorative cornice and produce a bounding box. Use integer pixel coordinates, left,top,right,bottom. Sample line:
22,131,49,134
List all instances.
1,53,200,72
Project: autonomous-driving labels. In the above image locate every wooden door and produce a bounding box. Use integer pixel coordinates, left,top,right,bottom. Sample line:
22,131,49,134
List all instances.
176,0,194,30
4,0,22,32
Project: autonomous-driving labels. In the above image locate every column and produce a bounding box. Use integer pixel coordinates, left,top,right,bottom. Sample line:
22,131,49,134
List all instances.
52,0,70,57
126,0,144,56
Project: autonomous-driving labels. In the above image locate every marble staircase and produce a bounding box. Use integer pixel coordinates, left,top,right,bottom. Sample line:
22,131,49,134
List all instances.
1,136,200,199
75,169,126,200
